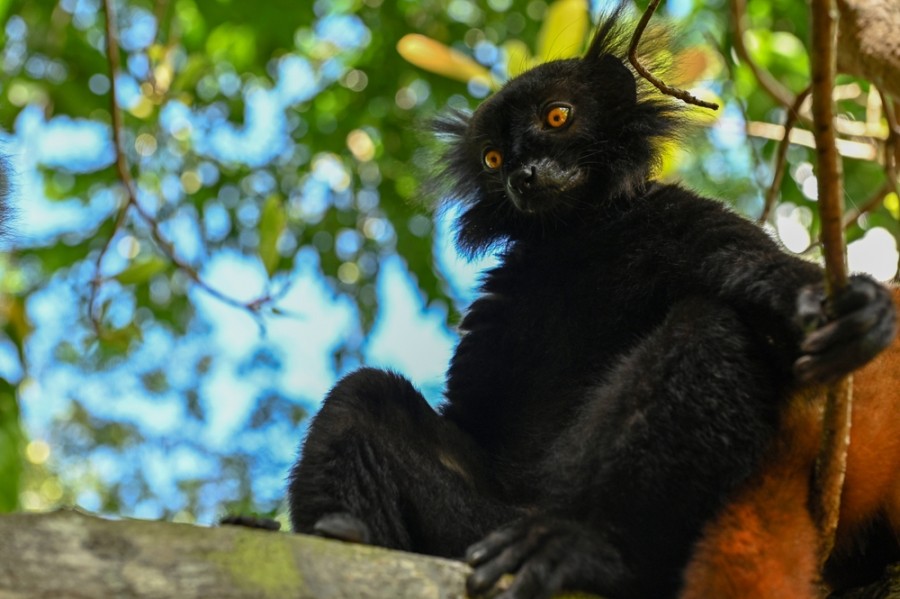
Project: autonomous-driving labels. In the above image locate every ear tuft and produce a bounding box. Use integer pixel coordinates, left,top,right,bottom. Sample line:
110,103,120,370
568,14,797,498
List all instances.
598,53,637,103
430,108,470,142
583,3,632,65
423,108,482,212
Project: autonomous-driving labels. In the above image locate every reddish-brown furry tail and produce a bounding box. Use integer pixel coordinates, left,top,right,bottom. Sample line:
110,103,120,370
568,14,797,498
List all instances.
680,288,900,599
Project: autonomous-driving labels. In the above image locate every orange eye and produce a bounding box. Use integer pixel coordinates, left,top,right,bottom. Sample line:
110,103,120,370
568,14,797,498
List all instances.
483,149,503,170
545,105,571,128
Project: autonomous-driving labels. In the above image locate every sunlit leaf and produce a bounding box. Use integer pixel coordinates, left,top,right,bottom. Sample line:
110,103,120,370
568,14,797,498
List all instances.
114,256,168,285
175,0,208,48
670,46,719,87
397,34,494,86
259,194,287,277
744,29,809,85
0,0,13,23
503,40,534,78
536,0,589,62
885,193,900,220
206,23,257,71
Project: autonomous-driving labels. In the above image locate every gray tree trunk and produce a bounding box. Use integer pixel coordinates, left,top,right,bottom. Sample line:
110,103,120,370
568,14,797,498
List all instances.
0,509,475,599
838,0,900,99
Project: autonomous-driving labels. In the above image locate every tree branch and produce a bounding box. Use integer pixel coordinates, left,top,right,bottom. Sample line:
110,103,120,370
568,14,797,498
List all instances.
759,87,812,224
842,180,894,228
94,0,289,334
808,0,853,566
628,0,719,110
90,0,136,333
0,509,480,599
880,89,900,198
837,0,900,100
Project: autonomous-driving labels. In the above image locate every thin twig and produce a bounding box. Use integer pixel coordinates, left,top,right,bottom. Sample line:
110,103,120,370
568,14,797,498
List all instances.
759,86,812,224
879,89,900,198
737,93,769,201
90,0,134,333
128,199,267,315
888,98,900,185
708,32,769,207
842,88,897,228
94,0,287,333
809,0,852,567
842,180,893,228
884,94,900,283
729,0,795,109
628,0,719,111
802,182,889,252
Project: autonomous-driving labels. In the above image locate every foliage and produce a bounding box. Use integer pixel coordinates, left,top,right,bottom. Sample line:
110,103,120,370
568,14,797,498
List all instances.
0,0,896,522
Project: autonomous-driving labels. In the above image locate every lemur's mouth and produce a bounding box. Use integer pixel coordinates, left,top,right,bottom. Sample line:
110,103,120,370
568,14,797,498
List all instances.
505,161,586,213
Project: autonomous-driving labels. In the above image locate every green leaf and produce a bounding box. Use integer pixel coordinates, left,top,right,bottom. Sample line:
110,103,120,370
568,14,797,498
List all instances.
206,23,257,71
0,0,13,24
98,323,144,355
114,256,168,285
536,0,589,62
175,0,208,48
0,378,24,513
140,369,170,395
503,40,534,78
885,193,900,220
258,194,287,277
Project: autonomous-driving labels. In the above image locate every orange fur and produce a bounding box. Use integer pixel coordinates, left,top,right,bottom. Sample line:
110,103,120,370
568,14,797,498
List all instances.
680,288,900,599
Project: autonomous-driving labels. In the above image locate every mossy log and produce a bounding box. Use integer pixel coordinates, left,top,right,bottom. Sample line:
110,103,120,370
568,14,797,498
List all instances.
0,509,474,598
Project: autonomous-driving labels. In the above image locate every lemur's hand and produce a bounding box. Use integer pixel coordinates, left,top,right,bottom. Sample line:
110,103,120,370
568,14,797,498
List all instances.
794,275,897,384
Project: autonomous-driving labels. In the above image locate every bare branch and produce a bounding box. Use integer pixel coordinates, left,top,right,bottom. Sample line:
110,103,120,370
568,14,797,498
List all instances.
808,0,852,566
842,180,893,228
840,91,898,229
90,0,134,334
837,0,900,100
880,89,900,198
628,0,719,111
759,86,813,224
0,510,474,599
94,0,288,334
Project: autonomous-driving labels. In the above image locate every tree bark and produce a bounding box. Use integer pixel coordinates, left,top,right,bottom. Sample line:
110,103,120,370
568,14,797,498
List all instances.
837,0,900,99
0,509,475,599
0,510,896,598
809,0,853,566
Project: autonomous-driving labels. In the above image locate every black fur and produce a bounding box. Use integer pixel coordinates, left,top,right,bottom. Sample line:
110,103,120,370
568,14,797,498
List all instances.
288,10,897,599
430,11,678,258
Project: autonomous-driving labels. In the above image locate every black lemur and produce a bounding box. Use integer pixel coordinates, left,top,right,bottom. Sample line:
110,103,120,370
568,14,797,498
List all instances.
288,11,897,599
